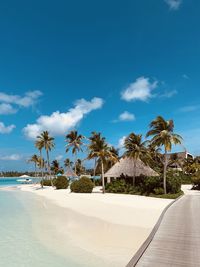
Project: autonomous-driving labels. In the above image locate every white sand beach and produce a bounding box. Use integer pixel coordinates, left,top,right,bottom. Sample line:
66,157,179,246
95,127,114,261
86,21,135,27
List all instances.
18,185,173,266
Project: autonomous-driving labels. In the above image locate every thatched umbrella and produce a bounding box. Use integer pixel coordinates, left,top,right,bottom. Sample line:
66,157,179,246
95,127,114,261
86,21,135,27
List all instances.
105,157,158,182
64,168,77,178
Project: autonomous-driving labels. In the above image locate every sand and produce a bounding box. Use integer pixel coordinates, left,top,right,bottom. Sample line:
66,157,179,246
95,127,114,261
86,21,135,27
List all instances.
16,184,173,266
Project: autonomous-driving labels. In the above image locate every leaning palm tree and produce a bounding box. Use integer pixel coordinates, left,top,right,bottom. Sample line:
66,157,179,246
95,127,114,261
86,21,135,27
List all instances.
124,133,150,186
36,131,55,183
146,116,182,194
88,134,118,193
28,154,39,178
65,130,85,175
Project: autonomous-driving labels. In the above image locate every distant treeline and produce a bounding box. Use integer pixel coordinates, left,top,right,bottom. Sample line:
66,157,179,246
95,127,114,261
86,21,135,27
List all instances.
0,169,94,177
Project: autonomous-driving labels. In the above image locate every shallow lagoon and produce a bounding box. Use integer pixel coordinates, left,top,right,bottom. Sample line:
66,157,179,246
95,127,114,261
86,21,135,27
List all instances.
0,190,110,267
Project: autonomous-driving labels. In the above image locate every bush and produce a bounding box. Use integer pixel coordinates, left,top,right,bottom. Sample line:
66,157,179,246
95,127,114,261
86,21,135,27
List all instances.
142,176,162,194
191,173,200,190
70,177,94,193
166,173,182,194
154,187,164,195
41,178,57,187
41,179,52,186
54,176,69,189
177,172,192,184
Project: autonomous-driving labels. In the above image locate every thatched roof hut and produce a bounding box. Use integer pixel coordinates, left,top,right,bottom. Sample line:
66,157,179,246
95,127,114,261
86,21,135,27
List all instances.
105,157,158,179
64,168,77,177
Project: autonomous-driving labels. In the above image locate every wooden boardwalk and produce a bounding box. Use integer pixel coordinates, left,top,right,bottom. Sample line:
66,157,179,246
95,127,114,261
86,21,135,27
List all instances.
127,192,200,267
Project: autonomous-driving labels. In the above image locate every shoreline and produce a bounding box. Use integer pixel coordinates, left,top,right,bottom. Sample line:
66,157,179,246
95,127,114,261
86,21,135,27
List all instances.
2,185,190,266
18,185,173,265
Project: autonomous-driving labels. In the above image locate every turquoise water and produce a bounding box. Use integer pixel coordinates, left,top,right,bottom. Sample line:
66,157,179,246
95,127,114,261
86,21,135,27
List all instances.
0,190,107,267
0,177,41,187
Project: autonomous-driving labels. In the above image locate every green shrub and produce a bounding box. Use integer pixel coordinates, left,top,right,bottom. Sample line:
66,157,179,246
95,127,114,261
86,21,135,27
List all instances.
41,179,52,186
166,173,182,194
191,173,200,190
106,180,134,194
177,172,192,184
142,176,162,194
70,177,94,193
154,187,164,195
54,176,69,189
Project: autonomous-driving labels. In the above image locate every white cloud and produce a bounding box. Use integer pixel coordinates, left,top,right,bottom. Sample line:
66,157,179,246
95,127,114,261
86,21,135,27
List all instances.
160,90,177,98
23,97,104,139
0,154,21,161
117,136,126,148
121,77,158,102
165,0,182,10
0,103,17,115
119,111,135,121
0,90,42,107
0,122,15,134
55,155,63,161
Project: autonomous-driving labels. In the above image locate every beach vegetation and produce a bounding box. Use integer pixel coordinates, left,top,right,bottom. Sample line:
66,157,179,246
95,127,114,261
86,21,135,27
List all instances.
36,131,55,185
28,154,39,178
65,130,85,175
146,116,182,194
70,176,94,193
54,176,69,189
124,133,150,186
87,133,118,193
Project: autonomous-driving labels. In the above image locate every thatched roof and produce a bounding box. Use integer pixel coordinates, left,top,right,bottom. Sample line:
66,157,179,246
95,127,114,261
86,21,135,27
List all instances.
64,168,77,177
105,157,158,178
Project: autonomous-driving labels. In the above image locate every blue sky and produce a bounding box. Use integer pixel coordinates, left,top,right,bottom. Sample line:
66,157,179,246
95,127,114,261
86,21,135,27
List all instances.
0,0,200,171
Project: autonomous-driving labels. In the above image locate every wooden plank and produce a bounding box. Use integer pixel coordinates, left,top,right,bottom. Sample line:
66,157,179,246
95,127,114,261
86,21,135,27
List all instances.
132,194,200,267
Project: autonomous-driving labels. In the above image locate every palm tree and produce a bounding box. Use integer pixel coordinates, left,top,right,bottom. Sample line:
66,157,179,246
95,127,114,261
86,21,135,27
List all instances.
88,132,101,176
88,133,118,193
28,154,39,178
36,131,55,183
51,160,60,175
75,158,85,176
146,116,182,194
124,133,150,186
64,158,73,170
35,139,44,180
65,130,85,175
37,156,45,187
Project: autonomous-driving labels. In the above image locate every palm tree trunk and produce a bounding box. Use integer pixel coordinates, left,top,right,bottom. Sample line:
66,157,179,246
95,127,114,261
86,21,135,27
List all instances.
74,152,77,176
34,162,37,178
40,150,44,188
93,158,97,177
133,159,136,186
46,149,53,186
163,150,168,194
101,160,105,194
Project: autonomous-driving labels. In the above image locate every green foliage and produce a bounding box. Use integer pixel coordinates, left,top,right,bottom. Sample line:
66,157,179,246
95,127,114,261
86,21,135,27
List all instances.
41,179,52,186
149,191,183,199
154,187,164,195
105,172,182,196
142,176,162,194
70,176,94,193
166,172,182,194
191,172,200,190
177,172,192,184
54,176,69,189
